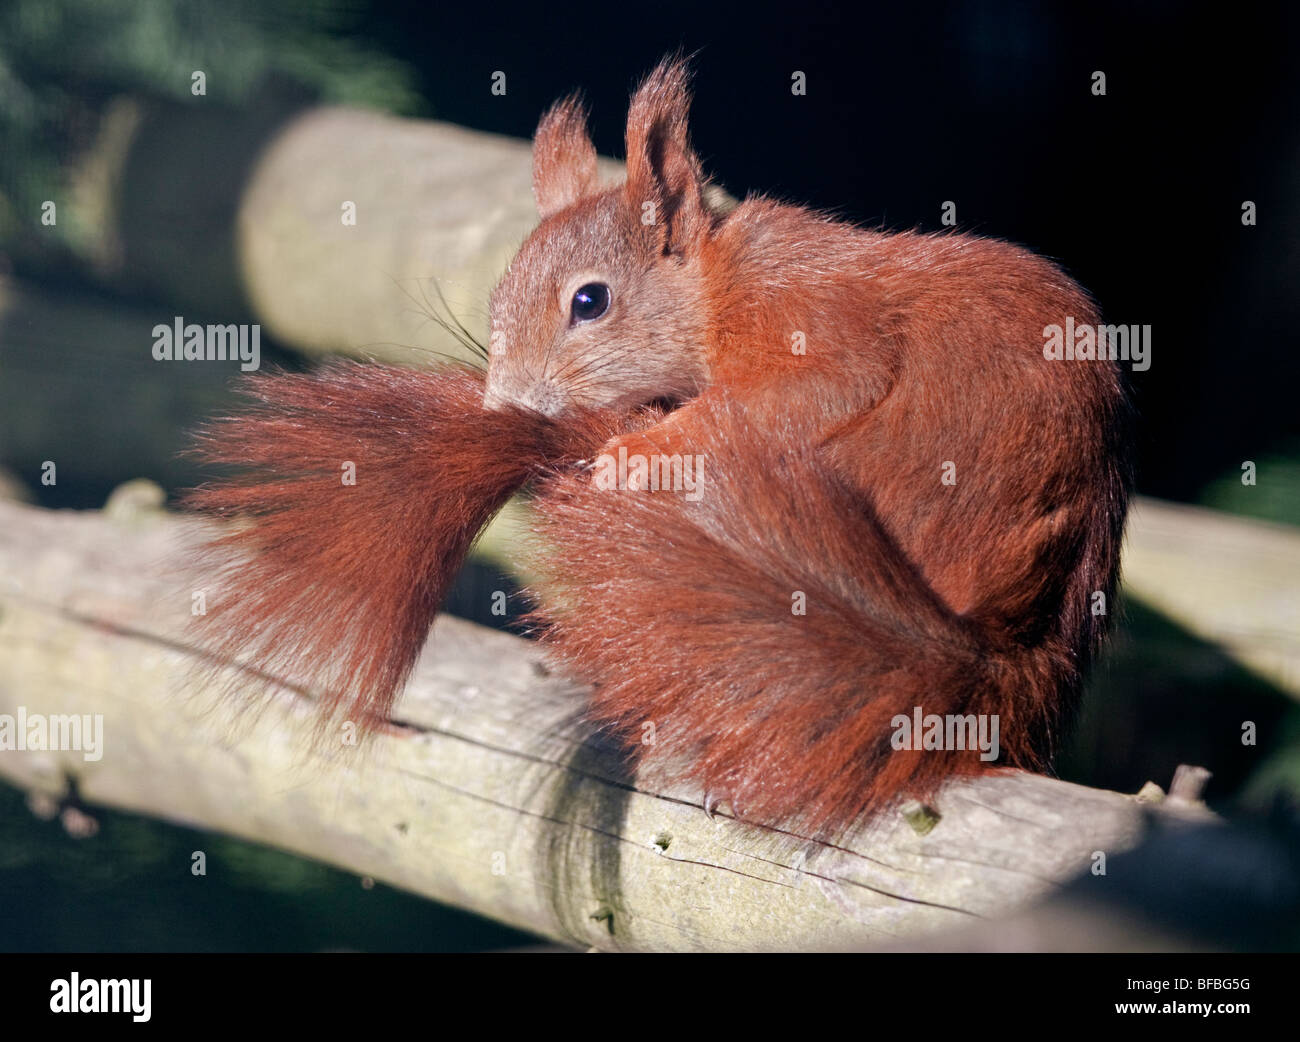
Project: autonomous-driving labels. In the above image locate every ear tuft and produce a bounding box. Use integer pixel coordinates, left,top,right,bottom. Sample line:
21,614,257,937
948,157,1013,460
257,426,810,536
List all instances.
532,94,599,219
624,55,709,254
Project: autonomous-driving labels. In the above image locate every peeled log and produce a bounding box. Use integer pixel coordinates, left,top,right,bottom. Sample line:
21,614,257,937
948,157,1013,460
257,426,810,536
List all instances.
0,495,1224,951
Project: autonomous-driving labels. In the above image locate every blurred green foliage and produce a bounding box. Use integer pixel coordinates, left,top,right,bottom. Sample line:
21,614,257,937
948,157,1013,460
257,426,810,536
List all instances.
0,0,422,250
1200,439,1300,527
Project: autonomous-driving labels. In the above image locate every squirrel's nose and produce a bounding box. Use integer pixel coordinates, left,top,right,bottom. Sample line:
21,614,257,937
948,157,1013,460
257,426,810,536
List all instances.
483,380,563,417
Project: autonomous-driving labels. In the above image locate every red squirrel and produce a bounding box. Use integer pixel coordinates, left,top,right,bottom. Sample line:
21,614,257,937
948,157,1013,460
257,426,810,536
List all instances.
188,58,1131,839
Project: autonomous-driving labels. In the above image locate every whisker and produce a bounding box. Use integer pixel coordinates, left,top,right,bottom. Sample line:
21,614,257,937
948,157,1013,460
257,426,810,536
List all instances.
354,340,487,371
427,278,490,360
551,353,625,386
383,272,490,364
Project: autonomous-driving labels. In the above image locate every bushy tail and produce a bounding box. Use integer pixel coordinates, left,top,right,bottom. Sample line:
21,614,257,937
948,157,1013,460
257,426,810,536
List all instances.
184,363,614,733
527,397,1080,838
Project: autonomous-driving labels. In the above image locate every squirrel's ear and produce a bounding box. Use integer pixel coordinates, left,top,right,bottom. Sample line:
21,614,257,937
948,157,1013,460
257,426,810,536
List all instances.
532,94,598,219
624,56,709,255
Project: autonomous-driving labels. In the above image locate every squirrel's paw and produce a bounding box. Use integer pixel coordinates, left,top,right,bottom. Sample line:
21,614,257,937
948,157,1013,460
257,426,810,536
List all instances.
594,427,699,492
594,430,670,491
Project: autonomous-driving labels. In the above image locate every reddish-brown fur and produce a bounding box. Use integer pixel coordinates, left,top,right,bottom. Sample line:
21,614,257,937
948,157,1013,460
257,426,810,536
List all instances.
188,57,1130,838
497,58,1130,835
185,363,619,731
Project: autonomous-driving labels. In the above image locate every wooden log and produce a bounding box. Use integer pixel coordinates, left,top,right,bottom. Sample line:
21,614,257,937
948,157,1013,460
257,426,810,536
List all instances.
50,98,730,366
0,277,246,504
0,493,1218,951
15,95,591,363
232,107,621,362
1122,497,1300,700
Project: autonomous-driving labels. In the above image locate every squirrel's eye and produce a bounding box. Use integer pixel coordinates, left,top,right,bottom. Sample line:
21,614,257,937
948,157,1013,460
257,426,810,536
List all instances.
570,282,611,324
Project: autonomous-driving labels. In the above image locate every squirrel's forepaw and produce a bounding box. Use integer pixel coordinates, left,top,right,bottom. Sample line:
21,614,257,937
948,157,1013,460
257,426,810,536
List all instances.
593,430,671,491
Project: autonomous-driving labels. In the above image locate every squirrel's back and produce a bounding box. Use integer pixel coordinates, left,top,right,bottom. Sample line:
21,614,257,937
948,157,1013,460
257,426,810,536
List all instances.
700,196,1130,651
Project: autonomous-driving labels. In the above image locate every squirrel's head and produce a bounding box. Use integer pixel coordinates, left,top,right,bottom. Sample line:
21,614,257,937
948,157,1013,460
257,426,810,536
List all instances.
485,58,713,417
